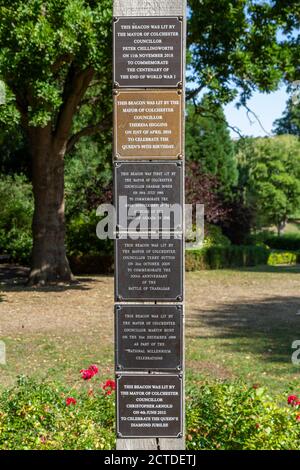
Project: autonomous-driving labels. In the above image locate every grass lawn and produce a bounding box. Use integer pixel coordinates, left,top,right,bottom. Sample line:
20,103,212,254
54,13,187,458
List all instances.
0,265,300,396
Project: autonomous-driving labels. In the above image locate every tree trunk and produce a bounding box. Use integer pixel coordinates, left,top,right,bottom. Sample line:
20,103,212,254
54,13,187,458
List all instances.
28,125,73,285
277,219,286,237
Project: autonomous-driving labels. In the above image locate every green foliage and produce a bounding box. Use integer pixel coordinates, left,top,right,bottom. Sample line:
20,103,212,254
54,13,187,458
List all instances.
186,381,300,450
1,377,300,450
237,135,300,233
186,245,269,271
203,224,232,248
0,376,115,450
274,98,300,137
268,251,298,266
188,0,299,104
186,100,237,193
265,233,300,251
0,174,33,263
66,212,113,258
0,0,113,128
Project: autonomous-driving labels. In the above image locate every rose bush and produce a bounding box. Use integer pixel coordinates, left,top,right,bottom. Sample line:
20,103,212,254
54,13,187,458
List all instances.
0,372,300,450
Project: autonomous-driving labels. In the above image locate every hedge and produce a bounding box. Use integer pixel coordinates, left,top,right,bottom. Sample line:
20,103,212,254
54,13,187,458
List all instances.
265,234,300,251
186,245,270,271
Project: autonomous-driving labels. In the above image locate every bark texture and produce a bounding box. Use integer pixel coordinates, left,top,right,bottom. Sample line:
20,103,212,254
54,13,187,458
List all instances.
28,125,72,285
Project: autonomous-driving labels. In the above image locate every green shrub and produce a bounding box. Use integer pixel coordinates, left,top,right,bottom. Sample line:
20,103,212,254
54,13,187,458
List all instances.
186,381,300,450
265,234,300,251
1,377,300,450
66,212,113,258
0,174,33,264
203,224,231,248
268,251,298,266
0,376,115,450
186,245,270,271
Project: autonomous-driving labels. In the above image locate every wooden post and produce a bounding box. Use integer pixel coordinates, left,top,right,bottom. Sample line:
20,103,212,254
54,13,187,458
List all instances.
113,0,187,451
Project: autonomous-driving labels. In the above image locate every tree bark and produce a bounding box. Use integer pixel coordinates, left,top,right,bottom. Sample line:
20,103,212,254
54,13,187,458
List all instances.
28,125,73,285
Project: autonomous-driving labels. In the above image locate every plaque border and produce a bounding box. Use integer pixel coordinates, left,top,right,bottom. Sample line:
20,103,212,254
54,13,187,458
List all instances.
115,304,183,371
114,160,184,231
113,89,183,160
114,232,184,302
116,373,183,439
113,16,183,89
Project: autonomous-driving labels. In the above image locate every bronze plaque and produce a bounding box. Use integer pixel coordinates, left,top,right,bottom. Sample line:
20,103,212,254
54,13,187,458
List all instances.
115,305,183,371
113,17,183,88
117,374,183,438
115,234,183,302
114,90,182,160
114,161,183,232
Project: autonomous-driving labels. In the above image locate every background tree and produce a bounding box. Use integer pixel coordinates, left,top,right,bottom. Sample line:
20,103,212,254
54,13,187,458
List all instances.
237,135,300,235
188,0,299,104
186,98,237,195
0,0,299,284
0,0,113,284
273,98,300,137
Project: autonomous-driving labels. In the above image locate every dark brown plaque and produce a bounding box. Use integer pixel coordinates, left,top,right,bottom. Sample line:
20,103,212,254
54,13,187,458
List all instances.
114,161,183,231
114,90,182,159
115,234,183,302
117,374,183,438
115,305,183,371
113,17,183,88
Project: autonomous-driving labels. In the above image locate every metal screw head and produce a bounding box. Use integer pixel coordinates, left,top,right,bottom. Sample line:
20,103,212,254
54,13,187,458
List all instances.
177,296,183,302
178,154,183,160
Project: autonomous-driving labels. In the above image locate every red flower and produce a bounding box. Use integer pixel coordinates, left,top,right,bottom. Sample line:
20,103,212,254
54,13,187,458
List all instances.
288,395,298,406
103,379,116,395
66,397,77,406
89,365,99,375
80,369,94,380
296,414,300,422
80,365,99,381
255,423,260,429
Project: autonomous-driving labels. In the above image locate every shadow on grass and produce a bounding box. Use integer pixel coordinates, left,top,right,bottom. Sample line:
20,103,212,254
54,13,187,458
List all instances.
0,263,110,294
187,295,300,365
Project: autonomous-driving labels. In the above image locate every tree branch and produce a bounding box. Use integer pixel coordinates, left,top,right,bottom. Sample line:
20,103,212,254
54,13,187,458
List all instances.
66,114,113,153
53,65,94,150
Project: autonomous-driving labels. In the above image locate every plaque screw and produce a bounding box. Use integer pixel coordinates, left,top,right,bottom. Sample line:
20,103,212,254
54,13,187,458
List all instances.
178,154,183,161
117,433,122,438
178,82,183,89
114,82,119,88
115,153,120,160
177,89,182,95
178,16,183,21
178,433,183,438
113,17,118,22
113,89,119,96
177,366,182,371
177,296,183,302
